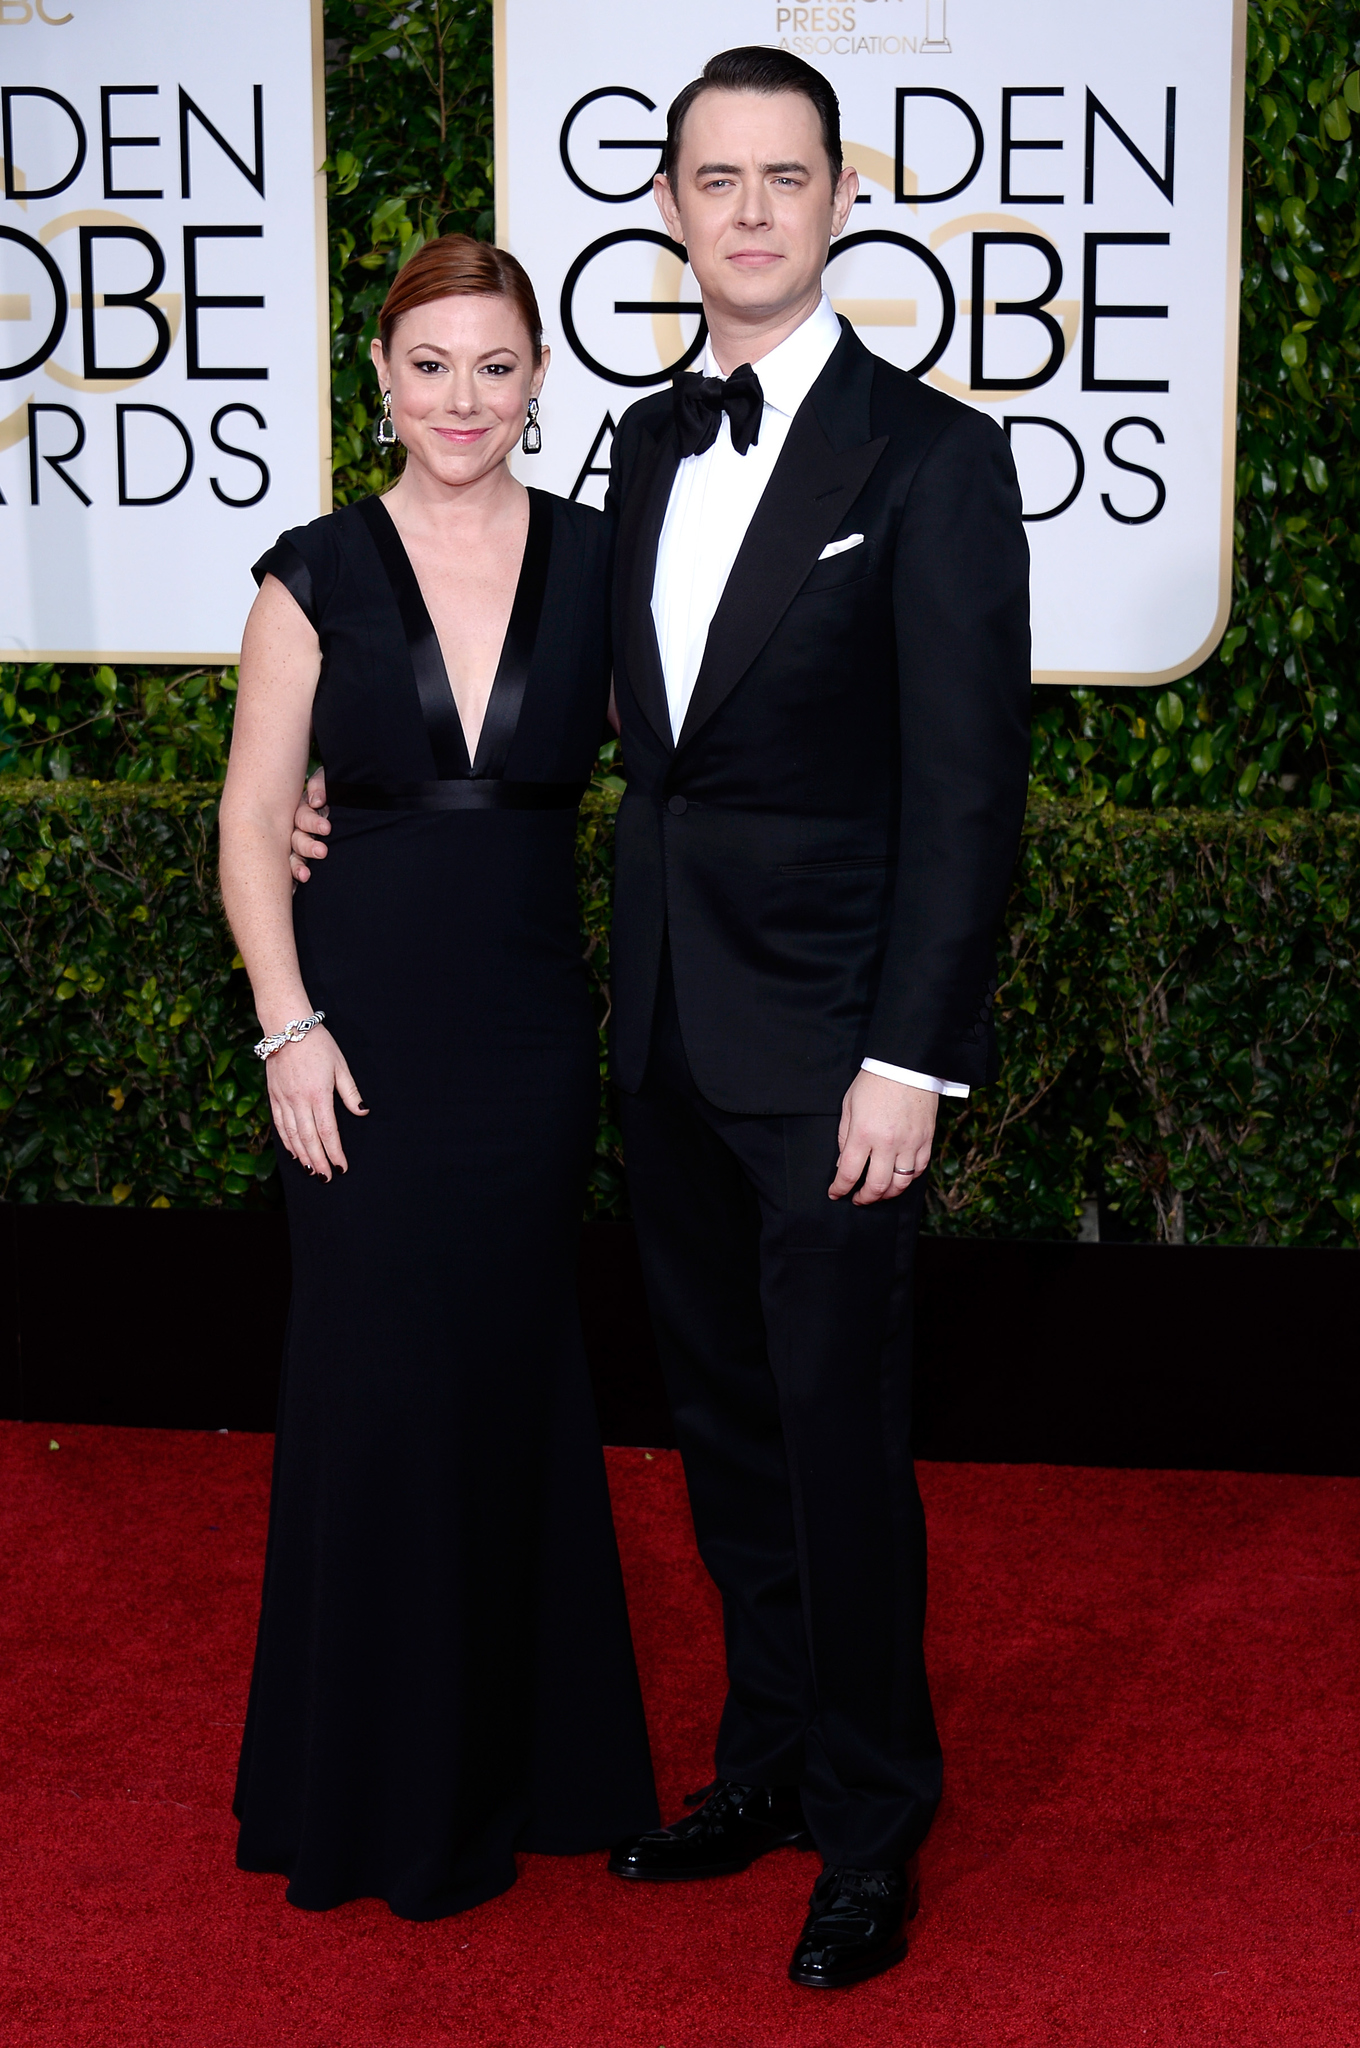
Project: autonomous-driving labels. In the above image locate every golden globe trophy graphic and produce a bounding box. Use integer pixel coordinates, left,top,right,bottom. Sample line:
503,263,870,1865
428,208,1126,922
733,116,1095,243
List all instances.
922,0,952,55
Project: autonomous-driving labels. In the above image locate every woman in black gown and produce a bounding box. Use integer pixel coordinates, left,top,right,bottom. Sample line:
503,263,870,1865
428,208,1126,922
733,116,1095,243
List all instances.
218,236,656,1920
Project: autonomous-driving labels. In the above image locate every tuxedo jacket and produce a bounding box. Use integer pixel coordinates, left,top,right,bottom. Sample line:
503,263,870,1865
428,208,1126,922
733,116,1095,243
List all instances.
606,318,1031,1116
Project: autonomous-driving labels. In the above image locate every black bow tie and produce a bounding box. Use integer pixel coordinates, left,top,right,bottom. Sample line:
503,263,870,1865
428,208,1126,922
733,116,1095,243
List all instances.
672,362,764,459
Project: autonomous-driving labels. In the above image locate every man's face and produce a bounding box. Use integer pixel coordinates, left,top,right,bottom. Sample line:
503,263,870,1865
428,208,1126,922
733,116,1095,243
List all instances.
654,89,858,328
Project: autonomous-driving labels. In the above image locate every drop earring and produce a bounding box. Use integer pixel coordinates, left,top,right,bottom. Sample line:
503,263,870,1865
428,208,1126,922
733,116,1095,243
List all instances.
521,397,542,455
375,389,398,446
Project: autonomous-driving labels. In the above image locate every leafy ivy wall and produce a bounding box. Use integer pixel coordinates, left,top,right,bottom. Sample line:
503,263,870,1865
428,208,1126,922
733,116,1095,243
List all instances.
321,0,494,506
0,0,1356,1244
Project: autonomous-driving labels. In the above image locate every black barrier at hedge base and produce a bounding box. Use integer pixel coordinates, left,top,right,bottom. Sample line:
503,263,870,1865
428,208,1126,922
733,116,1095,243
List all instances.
1,1207,1353,1476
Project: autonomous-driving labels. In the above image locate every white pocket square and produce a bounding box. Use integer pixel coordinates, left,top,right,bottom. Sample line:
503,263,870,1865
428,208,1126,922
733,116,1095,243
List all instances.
818,533,864,560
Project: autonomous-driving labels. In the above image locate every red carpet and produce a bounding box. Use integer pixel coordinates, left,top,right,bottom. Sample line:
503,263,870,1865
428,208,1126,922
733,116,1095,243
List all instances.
0,1422,1355,2047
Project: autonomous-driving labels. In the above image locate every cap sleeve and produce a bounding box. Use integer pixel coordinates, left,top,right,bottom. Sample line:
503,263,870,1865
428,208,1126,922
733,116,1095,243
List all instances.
252,534,317,630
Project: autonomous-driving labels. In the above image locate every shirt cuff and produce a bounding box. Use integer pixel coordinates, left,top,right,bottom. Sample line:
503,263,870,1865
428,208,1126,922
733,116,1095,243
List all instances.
861,1057,970,1099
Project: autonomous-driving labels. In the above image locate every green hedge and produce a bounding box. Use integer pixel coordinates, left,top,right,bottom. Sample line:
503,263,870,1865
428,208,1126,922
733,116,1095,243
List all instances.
0,774,622,1216
3,780,1355,1245
937,796,1359,1245
0,782,266,1208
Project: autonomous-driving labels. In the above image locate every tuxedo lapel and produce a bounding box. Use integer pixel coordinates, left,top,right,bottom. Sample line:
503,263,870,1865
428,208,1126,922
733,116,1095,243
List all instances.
617,414,680,754
677,325,886,751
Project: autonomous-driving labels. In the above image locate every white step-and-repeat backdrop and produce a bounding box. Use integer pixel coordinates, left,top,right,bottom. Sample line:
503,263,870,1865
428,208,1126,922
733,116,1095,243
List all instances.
2,1,1245,679
497,0,1246,686
0,0,327,661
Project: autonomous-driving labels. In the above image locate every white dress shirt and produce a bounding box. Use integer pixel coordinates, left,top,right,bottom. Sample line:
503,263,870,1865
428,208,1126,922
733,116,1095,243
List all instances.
650,294,968,1100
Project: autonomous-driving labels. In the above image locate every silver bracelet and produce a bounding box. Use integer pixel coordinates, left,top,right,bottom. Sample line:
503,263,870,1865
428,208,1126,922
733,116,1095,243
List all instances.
253,1011,325,1061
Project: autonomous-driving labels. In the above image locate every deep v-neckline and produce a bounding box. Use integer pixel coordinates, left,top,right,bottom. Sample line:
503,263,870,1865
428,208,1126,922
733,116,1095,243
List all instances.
358,489,553,779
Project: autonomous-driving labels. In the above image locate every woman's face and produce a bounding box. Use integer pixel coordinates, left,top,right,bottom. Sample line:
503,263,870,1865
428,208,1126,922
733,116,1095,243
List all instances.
371,291,547,490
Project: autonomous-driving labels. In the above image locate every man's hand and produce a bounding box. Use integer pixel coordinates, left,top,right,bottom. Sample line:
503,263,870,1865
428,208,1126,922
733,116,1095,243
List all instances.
290,768,330,882
829,1070,939,1205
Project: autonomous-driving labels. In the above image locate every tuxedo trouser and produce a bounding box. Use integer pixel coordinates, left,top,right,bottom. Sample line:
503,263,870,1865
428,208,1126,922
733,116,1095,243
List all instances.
619,948,943,1870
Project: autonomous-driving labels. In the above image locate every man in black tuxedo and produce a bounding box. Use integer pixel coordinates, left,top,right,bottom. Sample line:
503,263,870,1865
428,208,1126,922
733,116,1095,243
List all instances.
288,44,1029,1990
600,48,1030,1988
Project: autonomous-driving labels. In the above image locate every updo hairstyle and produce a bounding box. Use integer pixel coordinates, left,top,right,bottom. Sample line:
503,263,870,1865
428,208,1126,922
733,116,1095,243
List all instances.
376,234,544,362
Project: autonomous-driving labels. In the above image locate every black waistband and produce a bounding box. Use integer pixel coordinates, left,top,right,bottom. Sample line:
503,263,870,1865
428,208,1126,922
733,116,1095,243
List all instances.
328,779,587,812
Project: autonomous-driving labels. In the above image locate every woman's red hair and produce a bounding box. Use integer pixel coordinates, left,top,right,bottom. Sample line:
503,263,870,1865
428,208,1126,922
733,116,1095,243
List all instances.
377,234,543,360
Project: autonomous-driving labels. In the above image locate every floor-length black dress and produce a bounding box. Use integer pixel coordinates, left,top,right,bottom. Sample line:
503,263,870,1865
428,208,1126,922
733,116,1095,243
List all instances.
233,488,658,1919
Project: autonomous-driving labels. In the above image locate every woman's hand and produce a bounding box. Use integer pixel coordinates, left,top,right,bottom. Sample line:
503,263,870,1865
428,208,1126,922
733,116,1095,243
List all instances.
266,1025,367,1179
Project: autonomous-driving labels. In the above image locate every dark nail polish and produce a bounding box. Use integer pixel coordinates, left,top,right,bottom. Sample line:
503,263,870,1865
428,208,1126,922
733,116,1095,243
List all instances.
357,1100,368,1111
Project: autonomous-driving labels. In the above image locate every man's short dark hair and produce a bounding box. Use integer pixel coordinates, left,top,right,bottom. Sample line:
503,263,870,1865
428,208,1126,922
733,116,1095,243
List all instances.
662,47,843,185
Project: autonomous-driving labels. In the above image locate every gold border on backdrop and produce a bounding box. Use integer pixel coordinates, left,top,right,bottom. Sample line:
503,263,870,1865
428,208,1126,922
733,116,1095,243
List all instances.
15,649,243,665
312,0,334,520
494,0,510,251
7,0,333,667
1034,0,1248,688
493,0,1249,691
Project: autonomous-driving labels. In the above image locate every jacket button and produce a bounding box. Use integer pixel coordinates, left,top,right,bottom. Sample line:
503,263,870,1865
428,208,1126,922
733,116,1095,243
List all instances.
667,794,688,815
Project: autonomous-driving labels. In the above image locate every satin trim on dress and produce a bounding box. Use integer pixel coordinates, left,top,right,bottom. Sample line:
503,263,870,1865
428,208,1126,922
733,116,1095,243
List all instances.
473,488,554,779
328,778,587,811
357,494,472,777
250,536,317,628
356,490,555,783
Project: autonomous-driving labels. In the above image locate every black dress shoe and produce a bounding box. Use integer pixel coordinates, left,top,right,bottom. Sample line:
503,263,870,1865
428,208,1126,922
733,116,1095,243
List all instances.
608,1780,814,1881
787,1859,921,1989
